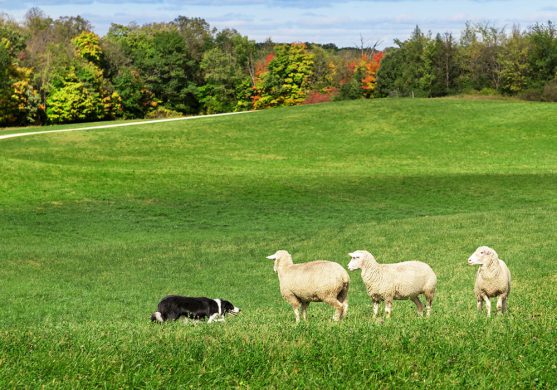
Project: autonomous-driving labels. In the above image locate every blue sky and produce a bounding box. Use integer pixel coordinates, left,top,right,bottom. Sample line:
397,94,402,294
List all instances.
1,1,557,48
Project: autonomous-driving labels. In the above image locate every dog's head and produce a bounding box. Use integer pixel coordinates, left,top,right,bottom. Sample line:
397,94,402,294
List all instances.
221,299,241,316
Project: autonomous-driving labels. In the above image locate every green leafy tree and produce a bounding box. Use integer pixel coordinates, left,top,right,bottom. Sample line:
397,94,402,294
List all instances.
22,9,93,113
102,24,154,118
106,23,202,115
200,29,255,113
0,15,42,126
426,33,461,96
526,22,557,89
499,27,529,95
73,31,103,64
46,77,103,123
46,31,120,123
376,26,431,97
459,22,505,91
253,43,314,108
110,68,153,118
376,47,404,97
307,44,337,92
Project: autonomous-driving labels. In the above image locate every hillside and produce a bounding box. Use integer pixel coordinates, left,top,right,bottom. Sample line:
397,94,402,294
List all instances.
1,98,556,388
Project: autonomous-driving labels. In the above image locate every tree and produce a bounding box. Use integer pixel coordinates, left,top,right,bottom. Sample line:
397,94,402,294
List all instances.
526,22,557,89
105,22,203,115
46,31,121,123
0,15,41,126
253,43,314,108
499,26,529,95
102,24,154,118
459,22,505,91
200,29,255,113
376,26,431,97
21,9,94,118
427,33,461,96
339,51,383,99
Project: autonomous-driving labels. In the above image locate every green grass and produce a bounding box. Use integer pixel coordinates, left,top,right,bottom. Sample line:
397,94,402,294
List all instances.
1,98,556,388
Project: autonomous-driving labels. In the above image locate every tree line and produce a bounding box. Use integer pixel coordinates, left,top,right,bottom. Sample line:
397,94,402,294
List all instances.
377,23,557,100
1,9,557,127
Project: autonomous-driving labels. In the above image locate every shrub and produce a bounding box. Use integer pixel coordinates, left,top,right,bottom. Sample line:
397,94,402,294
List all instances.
144,106,183,119
336,79,362,101
46,81,104,124
541,79,557,102
303,88,337,105
479,87,498,96
518,88,543,101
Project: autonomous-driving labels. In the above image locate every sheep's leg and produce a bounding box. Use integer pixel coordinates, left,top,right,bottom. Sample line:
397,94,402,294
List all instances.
285,295,302,323
424,291,434,317
483,295,491,317
384,300,393,319
411,296,424,317
292,306,301,323
337,287,349,319
372,301,380,318
496,296,503,314
476,296,483,312
301,302,309,321
497,293,508,314
341,301,349,319
324,298,345,321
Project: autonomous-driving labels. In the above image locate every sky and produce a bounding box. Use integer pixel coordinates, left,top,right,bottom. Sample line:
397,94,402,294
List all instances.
1,0,557,48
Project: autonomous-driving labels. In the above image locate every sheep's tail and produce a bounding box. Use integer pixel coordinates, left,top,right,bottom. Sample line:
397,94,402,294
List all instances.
337,271,350,303
423,274,437,303
338,279,350,319
338,281,349,303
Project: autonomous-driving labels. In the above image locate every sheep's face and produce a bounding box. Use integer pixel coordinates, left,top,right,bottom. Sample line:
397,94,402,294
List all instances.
266,250,291,273
348,250,371,271
468,246,498,266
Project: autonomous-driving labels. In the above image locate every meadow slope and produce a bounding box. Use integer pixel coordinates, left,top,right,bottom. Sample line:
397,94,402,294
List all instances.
1,98,556,388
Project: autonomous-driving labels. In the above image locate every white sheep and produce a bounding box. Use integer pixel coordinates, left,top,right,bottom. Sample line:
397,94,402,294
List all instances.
467,246,511,317
347,250,437,319
266,250,350,322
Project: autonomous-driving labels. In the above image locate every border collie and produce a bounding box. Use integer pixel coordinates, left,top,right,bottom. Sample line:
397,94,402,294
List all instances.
151,295,240,323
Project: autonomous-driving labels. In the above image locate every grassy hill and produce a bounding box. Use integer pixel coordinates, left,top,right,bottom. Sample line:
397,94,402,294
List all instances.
1,98,556,388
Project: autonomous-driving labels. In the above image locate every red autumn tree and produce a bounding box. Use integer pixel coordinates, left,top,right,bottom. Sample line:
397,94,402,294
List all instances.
349,51,383,98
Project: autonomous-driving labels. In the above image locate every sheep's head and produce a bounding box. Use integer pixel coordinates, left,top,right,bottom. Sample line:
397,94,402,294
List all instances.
468,246,498,266
348,250,375,271
266,250,292,272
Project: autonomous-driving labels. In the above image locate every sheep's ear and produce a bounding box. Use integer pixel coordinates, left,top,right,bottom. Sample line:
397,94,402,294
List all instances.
348,252,356,257
266,254,277,260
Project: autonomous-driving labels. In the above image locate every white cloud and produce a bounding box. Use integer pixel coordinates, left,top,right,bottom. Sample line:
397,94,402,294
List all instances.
2,0,557,47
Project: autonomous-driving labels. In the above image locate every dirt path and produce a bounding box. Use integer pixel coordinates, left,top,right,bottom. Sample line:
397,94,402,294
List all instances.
0,111,253,141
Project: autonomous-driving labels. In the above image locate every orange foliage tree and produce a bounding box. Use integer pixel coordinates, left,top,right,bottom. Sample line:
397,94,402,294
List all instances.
348,51,383,98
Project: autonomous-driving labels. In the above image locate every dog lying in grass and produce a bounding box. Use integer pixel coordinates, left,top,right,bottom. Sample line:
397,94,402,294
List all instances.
151,295,240,323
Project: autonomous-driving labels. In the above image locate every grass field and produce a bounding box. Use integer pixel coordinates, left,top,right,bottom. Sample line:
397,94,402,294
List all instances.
1,98,556,388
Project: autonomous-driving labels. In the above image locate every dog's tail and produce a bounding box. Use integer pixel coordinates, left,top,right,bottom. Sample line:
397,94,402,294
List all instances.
151,311,164,323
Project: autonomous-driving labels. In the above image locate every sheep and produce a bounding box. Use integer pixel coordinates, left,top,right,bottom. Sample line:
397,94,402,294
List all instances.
347,250,437,319
467,246,511,317
265,250,350,322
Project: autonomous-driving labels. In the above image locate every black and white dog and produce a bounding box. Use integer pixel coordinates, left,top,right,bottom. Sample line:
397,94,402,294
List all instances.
151,295,240,323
